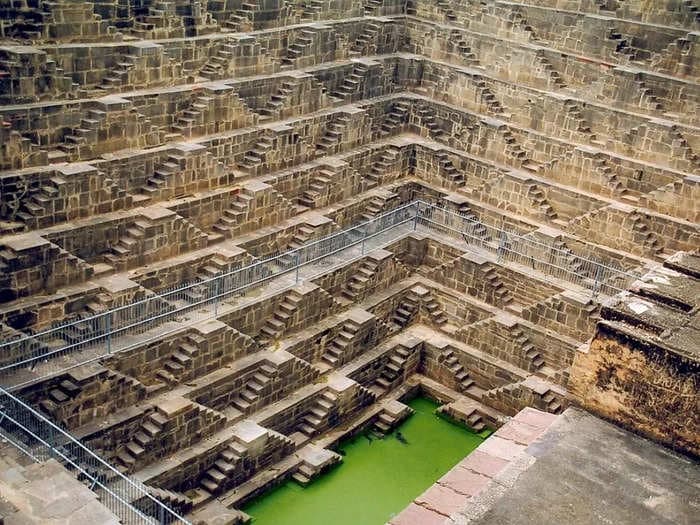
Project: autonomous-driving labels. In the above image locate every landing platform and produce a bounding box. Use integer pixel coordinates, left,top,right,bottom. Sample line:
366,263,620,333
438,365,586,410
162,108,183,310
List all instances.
393,407,699,525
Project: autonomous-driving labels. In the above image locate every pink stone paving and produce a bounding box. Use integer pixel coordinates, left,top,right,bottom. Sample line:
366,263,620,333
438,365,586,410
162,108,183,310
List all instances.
477,435,527,461
458,449,509,477
515,407,558,431
438,467,492,496
389,502,446,525
393,407,560,522
493,418,548,445
416,483,469,516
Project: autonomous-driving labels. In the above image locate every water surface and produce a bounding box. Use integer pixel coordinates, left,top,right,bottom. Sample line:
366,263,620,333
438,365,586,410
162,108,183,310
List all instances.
243,397,490,524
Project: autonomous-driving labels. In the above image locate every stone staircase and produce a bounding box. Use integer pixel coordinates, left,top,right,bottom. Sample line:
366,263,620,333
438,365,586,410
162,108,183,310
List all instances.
298,169,333,208
351,22,380,55
103,219,150,267
297,389,337,438
320,318,363,367
140,153,188,197
608,27,638,60
259,78,299,121
200,40,237,79
534,50,566,89
37,378,81,415
332,62,369,100
200,440,249,493
360,191,396,221
365,147,400,188
635,78,664,111
437,0,458,23
435,151,465,186
342,258,379,300
372,400,414,435
231,363,277,412
100,53,140,90
281,28,316,68
291,445,343,486
439,348,477,393
475,79,507,116
415,104,447,140
224,2,256,31
238,133,274,171
142,486,193,517
563,100,597,141
373,344,412,393
509,325,545,371
300,0,324,21
115,410,170,472
483,264,514,307
391,294,420,329
437,403,487,432
450,30,480,67
379,101,410,136
211,192,256,238
363,0,383,14
629,210,664,256
256,289,303,344
155,333,206,384
507,6,537,40
457,203,491,241
316,113,351,153
526,183,558,220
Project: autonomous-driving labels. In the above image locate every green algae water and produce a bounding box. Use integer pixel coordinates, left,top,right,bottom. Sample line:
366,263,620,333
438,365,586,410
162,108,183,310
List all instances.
243,397,490,525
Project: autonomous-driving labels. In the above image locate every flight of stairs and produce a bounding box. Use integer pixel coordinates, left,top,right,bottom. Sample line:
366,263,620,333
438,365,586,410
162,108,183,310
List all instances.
483,264,514,307
373,344,412,393
379,101,410,136
534,50,566,89
320,318,363,367
415,105,446,140
259,79,299,120
256,290,303,344
509,326,545,371
140,153,187,197
103,220,150,268
298,170,333,208
281,28,316,68
332,62,369,100
297,390,337,437
365,147,400,188
437,0,458,23
350,22,380,54
630,211,664,256
450,30,480,67
155,333,206,384
435,151,465,186
341,259,379,300
200,440,248,494
230,363,277,413
316,114,351,153
237,134,274,171
527,184,558,220
115,410,169,472
440,349,476,392
391,295,419,328
212,190,255,238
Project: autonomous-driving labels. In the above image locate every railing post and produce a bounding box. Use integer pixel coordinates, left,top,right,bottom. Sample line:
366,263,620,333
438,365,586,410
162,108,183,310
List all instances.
592,264,603,299
295,250,300,284
413,201,420,231
361,224,367,255
214,277,220,316
497,231,507,263
106,313,112,354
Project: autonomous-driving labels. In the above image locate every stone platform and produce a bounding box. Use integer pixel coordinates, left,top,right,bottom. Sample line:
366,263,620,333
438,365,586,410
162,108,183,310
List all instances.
391,407,699,525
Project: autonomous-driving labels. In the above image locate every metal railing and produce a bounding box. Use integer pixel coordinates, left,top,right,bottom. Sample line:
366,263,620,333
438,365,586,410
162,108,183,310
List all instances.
0,200,638,387
0,386,189,524
415,204,639,297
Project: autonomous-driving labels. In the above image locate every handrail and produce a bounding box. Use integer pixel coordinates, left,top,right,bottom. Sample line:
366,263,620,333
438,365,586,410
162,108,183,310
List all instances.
0,200,639,385
0,385,190,524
